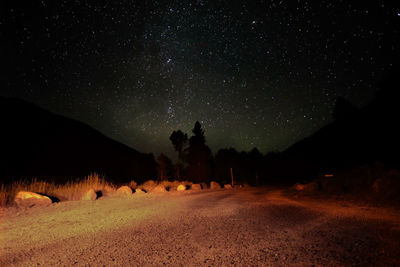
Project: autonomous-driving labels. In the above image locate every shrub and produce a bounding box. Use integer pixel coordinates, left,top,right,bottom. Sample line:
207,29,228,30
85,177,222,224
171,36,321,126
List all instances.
128,180,138,189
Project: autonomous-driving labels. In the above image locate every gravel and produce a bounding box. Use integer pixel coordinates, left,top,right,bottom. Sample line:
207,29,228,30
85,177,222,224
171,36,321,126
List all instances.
1,187,399,266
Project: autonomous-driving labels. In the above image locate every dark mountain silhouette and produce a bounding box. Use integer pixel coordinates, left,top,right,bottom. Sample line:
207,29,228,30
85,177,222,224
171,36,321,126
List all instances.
280,65,400,181
0,97,157,184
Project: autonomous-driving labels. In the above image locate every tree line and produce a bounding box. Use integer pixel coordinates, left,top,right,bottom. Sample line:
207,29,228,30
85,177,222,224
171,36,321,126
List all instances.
156,121,300,185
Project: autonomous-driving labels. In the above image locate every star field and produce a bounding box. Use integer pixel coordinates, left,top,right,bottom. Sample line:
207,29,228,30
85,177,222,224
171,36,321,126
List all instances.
2,1,399,159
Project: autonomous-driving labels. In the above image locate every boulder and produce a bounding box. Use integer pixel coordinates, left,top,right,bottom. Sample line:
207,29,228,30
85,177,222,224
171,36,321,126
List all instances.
14,191,52,207
210,181,221,190
134,188,146,194
177,184,186,191
141,180,157,192
293,183,305,191
82,188,97,200
116,186,133,197
152,184,167,193
224,184,232,189
293,182,318,192
191,184,202,190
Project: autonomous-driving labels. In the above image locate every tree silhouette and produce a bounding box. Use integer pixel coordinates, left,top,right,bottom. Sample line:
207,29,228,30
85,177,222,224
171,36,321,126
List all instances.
248,147,263,185
169,130,188,179
215,147,238,185
186,121,212,183
157,153,173,181
215,147,265,186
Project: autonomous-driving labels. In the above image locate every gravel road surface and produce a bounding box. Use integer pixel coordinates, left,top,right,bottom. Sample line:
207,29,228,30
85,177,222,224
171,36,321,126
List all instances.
1,187,399,266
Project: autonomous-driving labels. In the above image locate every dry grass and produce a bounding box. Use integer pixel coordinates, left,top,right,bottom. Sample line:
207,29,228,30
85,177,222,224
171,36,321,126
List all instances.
0,173,116,206
0,175,199,207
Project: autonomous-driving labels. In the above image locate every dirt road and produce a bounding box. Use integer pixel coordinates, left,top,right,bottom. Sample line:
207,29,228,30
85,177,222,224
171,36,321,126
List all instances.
1,187,399,266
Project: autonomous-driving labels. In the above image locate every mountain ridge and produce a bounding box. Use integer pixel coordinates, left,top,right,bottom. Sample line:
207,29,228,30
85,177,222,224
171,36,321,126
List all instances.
0,96,157,184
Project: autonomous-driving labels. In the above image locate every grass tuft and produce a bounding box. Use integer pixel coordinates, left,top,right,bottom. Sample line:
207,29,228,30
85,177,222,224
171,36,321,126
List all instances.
0,173,116,206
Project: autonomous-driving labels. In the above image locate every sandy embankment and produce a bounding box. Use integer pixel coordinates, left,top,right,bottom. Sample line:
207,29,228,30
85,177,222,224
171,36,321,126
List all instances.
1,188,400,266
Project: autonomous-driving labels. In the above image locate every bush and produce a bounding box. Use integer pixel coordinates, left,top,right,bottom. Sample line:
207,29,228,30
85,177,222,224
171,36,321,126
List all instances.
371,169,400,199
319,164,383,194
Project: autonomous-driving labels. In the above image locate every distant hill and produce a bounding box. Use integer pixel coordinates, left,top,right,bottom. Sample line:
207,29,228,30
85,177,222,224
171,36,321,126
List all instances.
0,97,157,184
281,66,400,180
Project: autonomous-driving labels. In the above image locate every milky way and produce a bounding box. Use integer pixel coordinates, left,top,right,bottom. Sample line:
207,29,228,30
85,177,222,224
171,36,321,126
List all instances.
2,1,399,159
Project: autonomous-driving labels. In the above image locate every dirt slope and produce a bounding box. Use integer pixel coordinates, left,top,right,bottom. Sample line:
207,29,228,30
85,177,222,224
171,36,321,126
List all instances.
1,188,399,266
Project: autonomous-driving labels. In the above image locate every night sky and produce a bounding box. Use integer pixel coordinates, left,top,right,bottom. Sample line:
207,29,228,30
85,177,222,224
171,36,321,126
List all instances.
2,1,399,160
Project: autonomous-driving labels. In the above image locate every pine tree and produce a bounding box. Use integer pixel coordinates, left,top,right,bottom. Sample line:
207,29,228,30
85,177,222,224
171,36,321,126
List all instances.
186,121,212,183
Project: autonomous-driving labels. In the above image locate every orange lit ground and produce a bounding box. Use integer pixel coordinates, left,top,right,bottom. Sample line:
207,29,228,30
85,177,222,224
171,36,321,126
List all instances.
1,187,399,266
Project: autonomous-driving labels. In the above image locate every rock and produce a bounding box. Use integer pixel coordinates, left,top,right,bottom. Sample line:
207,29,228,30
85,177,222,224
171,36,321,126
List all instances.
293,183,305,191
201,183,208,190
177,184,186,191
14,191,52,207
293,182,318,192
191,184,202,190
152,184,167,193
210,181,221,190
82,189,97,200
116,186,132,197
141,180,157,192
134,188,146,194
224,184,232,189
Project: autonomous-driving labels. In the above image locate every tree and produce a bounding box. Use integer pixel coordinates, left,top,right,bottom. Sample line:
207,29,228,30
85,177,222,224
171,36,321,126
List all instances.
169,130,188,179
186,121,212,183
248,147,263,185
169,130,188,160
215,148,239,185
157,153,173,181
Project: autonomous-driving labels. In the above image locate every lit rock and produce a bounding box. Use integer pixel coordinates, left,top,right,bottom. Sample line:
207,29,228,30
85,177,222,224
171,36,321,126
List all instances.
201,183,208,190
116,186,132,197
134,188,146,194
224,184,232,189
210,181,221,190
293,182,318,192
14,191,52,207
82,189,97,200
293,183,305,191
191,184,202,190
177,184,186,191
152,184,167,193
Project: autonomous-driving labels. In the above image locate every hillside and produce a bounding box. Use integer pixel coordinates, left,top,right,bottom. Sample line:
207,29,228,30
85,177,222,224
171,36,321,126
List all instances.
282,68,400,176
0,97,156,184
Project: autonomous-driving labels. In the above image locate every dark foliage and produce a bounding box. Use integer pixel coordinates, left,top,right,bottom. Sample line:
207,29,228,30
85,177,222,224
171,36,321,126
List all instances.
157,153,174,181
185,121,213,183
214,148,263,186
169,130,188,179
